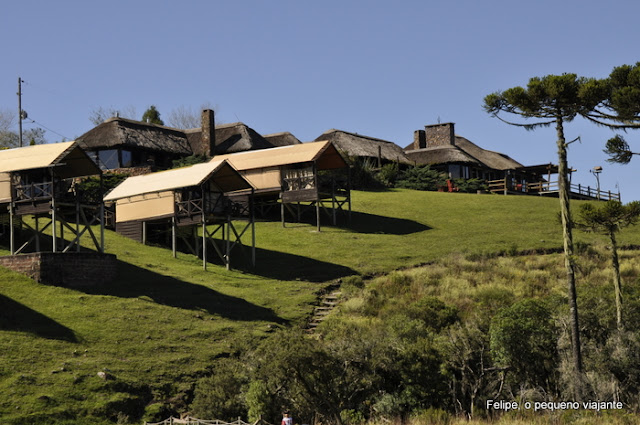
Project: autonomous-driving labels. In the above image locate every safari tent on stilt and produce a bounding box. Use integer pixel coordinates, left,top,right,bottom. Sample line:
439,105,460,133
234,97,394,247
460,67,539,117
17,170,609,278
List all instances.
103,160,254,270
0,141,105,255
213,140,350,231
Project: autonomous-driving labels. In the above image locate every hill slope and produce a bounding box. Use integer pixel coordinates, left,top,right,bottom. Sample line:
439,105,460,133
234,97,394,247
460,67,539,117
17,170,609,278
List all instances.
1,189,639,423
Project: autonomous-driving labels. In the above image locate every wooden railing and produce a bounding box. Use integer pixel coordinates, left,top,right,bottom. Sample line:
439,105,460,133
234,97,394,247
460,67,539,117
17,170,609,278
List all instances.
14,182,54,202
176,198,204,217
283,175,315,191
488,178,620,201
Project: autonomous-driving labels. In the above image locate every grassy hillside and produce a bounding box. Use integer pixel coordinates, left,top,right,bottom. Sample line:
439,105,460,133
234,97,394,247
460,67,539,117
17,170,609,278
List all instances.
1,189,639,423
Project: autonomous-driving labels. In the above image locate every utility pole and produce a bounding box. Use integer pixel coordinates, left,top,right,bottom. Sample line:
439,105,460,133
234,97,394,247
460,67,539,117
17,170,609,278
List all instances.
17,77,24,147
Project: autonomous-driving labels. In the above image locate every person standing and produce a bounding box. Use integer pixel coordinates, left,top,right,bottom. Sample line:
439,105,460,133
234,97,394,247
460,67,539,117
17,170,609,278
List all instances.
281,412,293,425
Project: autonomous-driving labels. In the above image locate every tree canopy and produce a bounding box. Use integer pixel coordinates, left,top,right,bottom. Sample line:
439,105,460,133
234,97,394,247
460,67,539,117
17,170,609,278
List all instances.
141,105,164,125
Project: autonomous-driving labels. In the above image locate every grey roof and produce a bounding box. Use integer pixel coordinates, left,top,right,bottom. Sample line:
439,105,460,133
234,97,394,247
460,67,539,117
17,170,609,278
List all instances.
314,129,412,164
405,135,524,170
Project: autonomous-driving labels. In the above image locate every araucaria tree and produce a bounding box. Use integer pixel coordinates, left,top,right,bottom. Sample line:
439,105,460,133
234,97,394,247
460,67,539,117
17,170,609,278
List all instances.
576,201,640,331
484,74,606,385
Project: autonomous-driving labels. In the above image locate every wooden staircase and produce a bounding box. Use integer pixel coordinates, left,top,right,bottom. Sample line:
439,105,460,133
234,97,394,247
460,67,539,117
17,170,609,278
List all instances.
306,289,341,333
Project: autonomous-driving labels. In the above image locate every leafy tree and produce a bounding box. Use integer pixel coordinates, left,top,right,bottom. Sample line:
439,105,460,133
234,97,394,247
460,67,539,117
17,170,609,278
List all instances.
141,105,164,125
490,299,558,390
484,73,612,383
575,201,640,331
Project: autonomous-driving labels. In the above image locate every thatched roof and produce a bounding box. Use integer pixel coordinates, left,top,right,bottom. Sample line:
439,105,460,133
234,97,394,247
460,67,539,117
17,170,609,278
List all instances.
405,135,524,170
76,118,193,155
314,129,412,164
263,131,301,147
77,118,290,157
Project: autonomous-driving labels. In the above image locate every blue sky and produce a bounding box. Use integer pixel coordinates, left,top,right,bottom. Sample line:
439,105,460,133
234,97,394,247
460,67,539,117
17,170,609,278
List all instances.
1,0,639,200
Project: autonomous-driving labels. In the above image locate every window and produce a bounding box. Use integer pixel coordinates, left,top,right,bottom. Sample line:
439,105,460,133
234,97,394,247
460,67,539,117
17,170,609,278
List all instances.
98,149,119,170
120,150,133,168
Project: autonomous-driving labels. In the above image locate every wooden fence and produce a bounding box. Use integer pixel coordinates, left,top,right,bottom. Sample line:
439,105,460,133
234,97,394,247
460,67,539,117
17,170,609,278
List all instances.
487,178,621,201
145,417,275,425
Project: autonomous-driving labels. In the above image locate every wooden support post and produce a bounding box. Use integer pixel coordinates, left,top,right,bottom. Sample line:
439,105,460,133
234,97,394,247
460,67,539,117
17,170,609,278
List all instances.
226,215,231,270
171,216,177,258
60,217,65,251
347,167,352,224
35,215,40,252
202,213,207,271
75,197,80,252
51,199,57,253
99,174,105,253
331,177,336,226
281,198,285,228
9,204,14,255
314,162,320,232
251,188,256,267
142,221,147,245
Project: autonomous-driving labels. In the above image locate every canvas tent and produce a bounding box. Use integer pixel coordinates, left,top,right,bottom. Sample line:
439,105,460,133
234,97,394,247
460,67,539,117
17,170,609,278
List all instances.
0,141,104,254
213,141,350,230
104,159,255,269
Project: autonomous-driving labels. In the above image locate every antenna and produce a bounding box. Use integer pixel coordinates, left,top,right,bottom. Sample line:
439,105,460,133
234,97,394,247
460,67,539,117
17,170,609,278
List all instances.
17,77,25,147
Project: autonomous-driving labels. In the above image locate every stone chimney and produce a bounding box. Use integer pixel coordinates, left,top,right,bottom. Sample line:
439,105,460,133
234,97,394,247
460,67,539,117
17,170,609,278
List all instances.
201,109,216,157
413,130,426,149
424,123,455,148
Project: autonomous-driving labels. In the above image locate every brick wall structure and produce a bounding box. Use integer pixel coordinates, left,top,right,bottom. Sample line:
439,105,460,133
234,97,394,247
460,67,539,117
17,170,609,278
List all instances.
0,252,117,288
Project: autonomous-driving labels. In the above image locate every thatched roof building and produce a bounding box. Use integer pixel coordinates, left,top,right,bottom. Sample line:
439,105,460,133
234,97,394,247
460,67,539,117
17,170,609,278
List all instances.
314,129,412,165
405,122,554,182
76,110,300,171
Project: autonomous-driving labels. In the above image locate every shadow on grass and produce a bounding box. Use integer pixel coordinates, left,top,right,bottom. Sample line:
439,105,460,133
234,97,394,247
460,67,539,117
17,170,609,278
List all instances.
0,294,78,342
281,209,431,236
83,260,288,324
344,211,431,235
229,246,357,282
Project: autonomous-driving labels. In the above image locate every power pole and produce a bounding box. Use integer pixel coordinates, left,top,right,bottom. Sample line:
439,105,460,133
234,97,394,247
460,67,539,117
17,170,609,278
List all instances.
17,77,24,147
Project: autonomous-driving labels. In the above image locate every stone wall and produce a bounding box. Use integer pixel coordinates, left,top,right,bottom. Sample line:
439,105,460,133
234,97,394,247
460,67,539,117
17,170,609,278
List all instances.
0,252,117,288
425,123,455,148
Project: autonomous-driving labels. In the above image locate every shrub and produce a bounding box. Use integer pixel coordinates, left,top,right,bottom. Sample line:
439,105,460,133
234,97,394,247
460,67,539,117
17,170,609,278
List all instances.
452,178,487,193
396,165,447,191
490,298,558,389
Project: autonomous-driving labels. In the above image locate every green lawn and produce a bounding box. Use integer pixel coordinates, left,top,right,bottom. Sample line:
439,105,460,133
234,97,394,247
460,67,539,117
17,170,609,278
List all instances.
1,189,639,423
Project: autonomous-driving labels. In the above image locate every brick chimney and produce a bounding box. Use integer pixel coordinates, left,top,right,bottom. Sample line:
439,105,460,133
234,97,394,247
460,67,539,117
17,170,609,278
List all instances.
201,109,216,157
424,123,455,148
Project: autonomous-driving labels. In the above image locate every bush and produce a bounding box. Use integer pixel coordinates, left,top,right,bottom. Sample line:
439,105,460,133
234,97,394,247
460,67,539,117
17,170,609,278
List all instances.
396,165,446,191
172,154,208,169
452,178,487,193
191,359,247,420
490,298,558,389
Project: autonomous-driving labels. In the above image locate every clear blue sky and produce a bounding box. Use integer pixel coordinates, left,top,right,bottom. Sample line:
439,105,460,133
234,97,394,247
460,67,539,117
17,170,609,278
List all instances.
2,0,639,200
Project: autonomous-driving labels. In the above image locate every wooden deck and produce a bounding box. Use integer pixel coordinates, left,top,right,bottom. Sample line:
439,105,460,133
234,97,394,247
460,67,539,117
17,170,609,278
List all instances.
488,179,621,201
